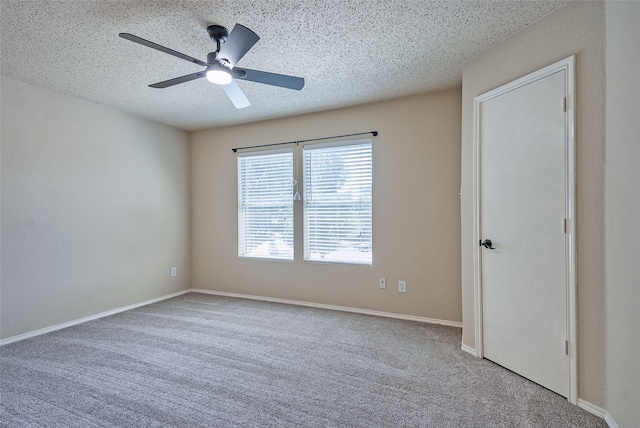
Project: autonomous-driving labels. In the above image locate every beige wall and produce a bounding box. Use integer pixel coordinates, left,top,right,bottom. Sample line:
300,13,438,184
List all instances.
605,1,640,426
191,90,462,322
0,76,191,339
460,2,606,405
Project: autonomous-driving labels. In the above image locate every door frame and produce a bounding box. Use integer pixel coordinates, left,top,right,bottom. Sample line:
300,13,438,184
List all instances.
472,55,577,404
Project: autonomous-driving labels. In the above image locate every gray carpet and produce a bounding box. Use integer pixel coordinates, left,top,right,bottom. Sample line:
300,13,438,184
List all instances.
1,292,606,427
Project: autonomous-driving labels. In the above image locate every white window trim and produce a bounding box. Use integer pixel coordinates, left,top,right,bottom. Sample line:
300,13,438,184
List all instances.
237,148,294,261
302,139,373,266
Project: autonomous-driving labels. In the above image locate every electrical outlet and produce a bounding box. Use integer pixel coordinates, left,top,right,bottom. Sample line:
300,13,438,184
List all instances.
171,267,177,277
379,278,386,289
398,280,407,293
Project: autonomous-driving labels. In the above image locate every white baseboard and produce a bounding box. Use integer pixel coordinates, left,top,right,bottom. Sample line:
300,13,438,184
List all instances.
604,412,620,428
577,399,620,427
188,288,463,328
577,398,606,419
461,343,477,357
1,287,462,346
0,289,191,346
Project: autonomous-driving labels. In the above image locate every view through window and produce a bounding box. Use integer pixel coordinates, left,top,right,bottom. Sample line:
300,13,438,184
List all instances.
237,149,294,261
303,140,372,265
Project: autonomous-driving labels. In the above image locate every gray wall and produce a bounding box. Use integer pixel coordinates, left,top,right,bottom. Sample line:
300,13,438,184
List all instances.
605,2,640,427
0,76,191,339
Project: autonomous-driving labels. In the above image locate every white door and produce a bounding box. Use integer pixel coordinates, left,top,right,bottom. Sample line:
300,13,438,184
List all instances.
478,70,569,396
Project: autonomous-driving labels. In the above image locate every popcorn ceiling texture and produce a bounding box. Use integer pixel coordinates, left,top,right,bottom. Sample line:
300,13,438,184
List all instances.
0,0,565,131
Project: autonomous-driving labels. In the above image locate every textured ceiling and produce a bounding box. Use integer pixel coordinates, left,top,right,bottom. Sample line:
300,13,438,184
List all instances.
1,0,566,131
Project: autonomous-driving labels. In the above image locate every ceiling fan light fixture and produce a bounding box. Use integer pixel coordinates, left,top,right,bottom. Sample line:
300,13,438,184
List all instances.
206,64,232,85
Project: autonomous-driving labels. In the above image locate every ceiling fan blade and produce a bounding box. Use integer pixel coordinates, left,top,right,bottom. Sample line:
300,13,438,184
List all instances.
119,33,208,67
221,79,251,109
217,24,259,68
233,67,305,90
149,72,206,88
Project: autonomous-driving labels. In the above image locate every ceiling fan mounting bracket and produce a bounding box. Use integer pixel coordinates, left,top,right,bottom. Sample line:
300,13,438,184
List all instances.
207,25,229,47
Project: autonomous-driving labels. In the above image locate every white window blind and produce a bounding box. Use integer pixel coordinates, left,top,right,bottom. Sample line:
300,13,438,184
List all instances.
303,140,372,265
238,149,294,260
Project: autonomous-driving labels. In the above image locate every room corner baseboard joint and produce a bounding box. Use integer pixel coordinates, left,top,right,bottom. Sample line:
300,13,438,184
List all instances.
460,343,477,357
576,398,620,427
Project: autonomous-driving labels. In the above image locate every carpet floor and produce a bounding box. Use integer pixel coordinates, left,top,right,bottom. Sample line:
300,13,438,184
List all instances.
1,292,606,427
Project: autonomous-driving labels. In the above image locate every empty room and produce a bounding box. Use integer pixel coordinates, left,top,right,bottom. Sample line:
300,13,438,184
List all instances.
1,1,638,427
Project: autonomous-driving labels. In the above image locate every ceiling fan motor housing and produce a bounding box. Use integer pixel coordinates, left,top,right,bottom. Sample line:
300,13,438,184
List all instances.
206,52,218,64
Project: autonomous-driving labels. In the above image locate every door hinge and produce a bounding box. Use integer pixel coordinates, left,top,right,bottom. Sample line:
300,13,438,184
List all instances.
563,218,568,234
562,97,567,113
565,340,569,355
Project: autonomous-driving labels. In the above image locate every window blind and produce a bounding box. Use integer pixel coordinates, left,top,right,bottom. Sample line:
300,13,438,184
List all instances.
238,149,294,260
303,140,372,265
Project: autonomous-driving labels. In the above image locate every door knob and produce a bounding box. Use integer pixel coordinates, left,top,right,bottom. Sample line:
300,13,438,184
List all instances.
480,239,496,249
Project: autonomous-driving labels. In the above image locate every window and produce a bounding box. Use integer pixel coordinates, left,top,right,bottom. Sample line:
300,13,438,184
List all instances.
238,149,294,260
303,140,372,265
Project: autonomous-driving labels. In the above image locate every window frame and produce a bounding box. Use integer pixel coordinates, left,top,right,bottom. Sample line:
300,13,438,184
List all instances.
302,138,373,266
237,148,295,262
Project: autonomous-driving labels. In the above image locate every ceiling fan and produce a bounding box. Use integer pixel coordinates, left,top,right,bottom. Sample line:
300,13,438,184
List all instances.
119,23,305,109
